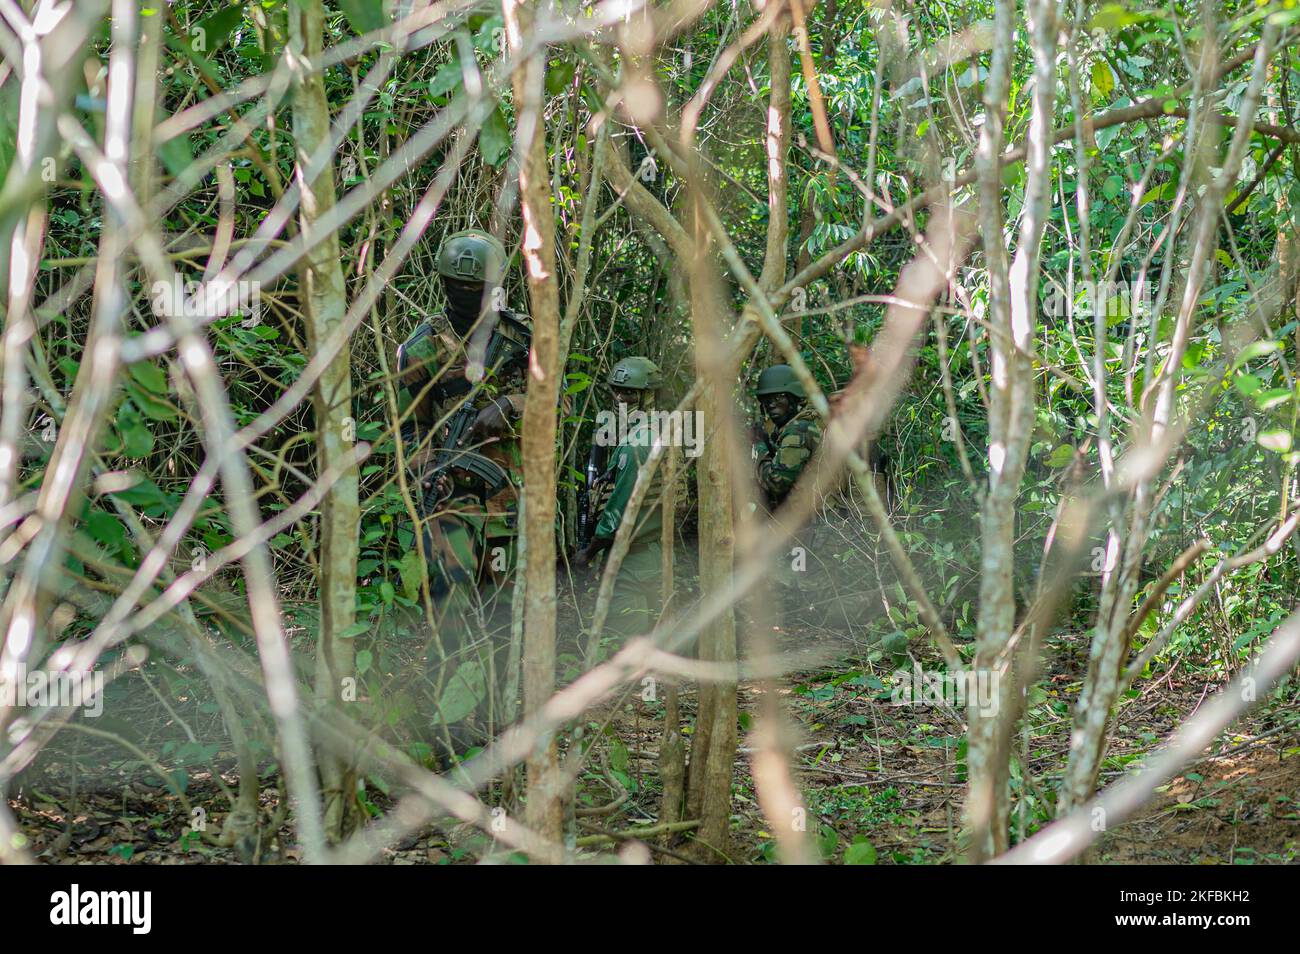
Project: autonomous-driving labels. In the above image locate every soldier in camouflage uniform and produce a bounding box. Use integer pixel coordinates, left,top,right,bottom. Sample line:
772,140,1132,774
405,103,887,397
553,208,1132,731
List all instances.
750,365,891,634
396,229,530,739
750,364,827,625
751,364,823,509
577,357,664,646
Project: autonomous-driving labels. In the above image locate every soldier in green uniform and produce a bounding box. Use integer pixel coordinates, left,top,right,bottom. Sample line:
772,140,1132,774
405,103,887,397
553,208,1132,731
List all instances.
576,357,664,644
750,364,891,634
395,229,531,741
751,364,823,510
749,364,827,626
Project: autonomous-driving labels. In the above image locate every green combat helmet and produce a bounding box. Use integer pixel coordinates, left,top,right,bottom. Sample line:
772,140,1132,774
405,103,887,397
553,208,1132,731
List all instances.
436,229,506,285
608,356,663,391
756,364,806,399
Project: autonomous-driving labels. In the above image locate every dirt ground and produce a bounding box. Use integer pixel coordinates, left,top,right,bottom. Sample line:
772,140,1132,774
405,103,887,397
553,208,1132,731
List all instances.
8,618,1297,864
569,626,1299,865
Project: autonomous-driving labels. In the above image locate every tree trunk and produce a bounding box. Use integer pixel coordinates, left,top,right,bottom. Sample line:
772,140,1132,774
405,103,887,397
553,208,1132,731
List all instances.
289,0,361,843
1060,22,1277,817
504,0,565,856
966,0,1055,861
658,449,686,834
683,197,739,863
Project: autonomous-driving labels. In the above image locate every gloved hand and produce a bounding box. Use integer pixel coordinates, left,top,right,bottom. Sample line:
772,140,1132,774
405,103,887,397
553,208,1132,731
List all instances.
470,396,516,439
576,535,612,569
421,472,454,503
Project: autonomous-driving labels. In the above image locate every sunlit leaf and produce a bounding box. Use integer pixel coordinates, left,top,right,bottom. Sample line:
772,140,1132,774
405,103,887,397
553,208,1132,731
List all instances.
1091,61,1115,100
1090,4,1139,32
1258,429,1292,452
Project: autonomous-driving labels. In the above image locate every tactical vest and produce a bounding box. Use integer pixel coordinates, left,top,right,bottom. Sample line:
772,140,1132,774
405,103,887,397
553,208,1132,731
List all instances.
400,308,531,537
595,420,664,549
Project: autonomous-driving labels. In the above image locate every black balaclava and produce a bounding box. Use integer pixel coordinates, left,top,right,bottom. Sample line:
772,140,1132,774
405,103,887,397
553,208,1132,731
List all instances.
612,387,649,413
443,277,489,335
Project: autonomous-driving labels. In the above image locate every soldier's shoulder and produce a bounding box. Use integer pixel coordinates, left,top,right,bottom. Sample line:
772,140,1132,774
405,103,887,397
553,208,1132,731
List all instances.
781,411,823,443
426,312,462,351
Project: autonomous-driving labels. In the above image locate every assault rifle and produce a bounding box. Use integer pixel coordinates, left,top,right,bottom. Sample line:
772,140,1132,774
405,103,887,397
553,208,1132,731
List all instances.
576,442,609,550
416,311,531,516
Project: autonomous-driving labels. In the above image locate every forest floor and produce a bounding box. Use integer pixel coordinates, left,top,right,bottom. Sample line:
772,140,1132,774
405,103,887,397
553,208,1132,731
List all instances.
7,601,1299,864
618,641,1300,865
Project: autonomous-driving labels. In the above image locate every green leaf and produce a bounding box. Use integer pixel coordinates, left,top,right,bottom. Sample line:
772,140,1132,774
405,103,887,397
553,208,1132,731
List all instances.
816,825,838,859
428,63,464,99
124,379,177,422
1046,444,1076,468
190,5,245,55
1090,61,1115,100
880,631,908,656
339,0,387,35
610,737,629,773
436,660,487,723
844,838,878,865
338,621,372,640
85,511,129,553
1138,181,1175,206
1258,429,1292,453
473,15,504,52
1102,174,1124,200
545,59,575,95
1232,339,1280,369
355,649,373,675
1254,388,1292,411
0,80,18,176
480,107,511,167
159,132,195,178
117,404,154,458
108,476,167,509
396,548,425,601
563,371,592,395
1233,373,1262,397
129,360,168,394
1090,4,1139,32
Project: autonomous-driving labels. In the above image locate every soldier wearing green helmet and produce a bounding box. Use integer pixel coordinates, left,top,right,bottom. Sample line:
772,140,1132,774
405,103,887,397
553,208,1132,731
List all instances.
394,228,530,746
607,355,663,392
577,356,665,646
752,363,823,509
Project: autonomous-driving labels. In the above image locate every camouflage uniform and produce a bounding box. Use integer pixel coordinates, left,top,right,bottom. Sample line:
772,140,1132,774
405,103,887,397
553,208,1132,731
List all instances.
753,404,824,510
594,418,663,640
751,366,826,627
395,230,529,745
399,312,530,600
582,357,665,646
